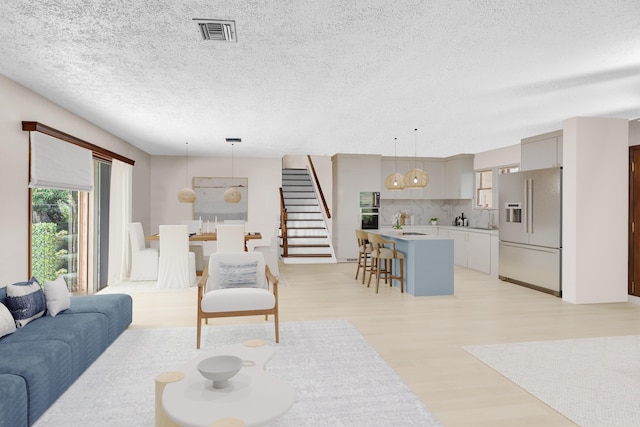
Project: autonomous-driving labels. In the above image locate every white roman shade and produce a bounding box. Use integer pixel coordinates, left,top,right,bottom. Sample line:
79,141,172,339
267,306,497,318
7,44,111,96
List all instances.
29,131,93,191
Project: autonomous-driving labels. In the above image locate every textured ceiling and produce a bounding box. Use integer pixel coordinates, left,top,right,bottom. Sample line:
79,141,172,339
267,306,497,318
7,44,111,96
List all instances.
0,1,639,158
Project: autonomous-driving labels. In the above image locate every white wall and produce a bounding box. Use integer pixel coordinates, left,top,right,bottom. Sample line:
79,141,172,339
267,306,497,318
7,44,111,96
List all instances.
562,117,629,304
149,156,282,251
473,144,520,170
0,74,152,287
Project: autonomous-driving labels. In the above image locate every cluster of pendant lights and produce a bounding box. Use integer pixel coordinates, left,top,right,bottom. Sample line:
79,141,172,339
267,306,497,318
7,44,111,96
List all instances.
177,139,242,204
384,128,430,191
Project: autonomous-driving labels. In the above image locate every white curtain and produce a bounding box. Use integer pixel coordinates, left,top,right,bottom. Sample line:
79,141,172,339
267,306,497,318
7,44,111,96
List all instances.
107,159,133,284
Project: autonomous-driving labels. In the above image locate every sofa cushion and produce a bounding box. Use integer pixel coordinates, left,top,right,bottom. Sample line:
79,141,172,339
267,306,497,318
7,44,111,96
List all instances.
2,313,107,376
0,374,28,427
6,278,46,327
43,276,70,317
0,303,16,339
64,294,133,345
0,286,6,306
0,340,73,425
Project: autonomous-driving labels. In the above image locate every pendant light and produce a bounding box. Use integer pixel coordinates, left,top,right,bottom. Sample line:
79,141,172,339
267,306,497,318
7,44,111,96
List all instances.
177,142,196,203
384,137,405,191
223,138,242,203
403,128,429,189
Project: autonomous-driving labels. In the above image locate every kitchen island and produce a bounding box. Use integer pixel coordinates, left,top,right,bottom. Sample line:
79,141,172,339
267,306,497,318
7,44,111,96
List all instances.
370,228,454,296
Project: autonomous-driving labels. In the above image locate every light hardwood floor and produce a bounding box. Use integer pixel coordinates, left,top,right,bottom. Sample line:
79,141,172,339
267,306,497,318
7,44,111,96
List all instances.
124,262,640,426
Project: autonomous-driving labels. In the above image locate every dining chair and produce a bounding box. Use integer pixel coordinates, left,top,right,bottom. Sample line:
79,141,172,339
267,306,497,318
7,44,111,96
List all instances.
196,251,279,348
367,233,405,293
253,220,281,277
180,219,205,272
216,224,246,253
355,229,372,284
128,222,159,281
157,225,197,288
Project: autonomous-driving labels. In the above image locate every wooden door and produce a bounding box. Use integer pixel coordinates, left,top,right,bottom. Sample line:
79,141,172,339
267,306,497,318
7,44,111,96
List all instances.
629,146,640,296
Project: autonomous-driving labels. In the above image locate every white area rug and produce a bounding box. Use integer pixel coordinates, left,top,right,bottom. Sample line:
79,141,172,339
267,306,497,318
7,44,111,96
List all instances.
464,335,640,427
35,319,440,426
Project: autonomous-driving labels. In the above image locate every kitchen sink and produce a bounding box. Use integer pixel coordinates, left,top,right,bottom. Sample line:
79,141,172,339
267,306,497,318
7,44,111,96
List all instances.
402,232,427,235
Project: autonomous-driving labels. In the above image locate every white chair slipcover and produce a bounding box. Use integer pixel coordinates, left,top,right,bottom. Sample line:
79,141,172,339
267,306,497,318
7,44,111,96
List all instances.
253,221,281,277
128,222,159,281
216,223,246,253
157,225,197,288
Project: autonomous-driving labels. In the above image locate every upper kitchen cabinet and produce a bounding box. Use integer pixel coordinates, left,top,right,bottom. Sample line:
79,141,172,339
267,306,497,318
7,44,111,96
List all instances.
520,130,563,171
443,154,474,199
422,159,445,199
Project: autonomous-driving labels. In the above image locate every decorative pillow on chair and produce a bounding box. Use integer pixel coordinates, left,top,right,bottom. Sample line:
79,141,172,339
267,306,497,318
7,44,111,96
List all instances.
44,276,71,317
219,261,259,289
0,303,16,338
6,277,46,327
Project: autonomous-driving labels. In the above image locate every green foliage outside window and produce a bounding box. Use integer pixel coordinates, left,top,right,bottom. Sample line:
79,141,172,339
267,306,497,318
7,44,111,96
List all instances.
32,222,58,284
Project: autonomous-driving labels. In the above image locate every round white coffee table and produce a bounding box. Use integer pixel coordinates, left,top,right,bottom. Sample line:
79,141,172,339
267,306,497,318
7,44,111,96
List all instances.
159,341,294,427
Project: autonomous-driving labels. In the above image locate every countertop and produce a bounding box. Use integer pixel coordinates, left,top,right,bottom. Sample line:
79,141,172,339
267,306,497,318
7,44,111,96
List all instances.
376,225,499,237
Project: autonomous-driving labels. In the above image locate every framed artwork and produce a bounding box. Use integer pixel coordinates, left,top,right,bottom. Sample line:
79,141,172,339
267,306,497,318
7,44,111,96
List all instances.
193,176,248,221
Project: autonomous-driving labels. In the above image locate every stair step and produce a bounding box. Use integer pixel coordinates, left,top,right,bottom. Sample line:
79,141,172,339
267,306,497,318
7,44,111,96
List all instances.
283,243,331,248
284,234,328,238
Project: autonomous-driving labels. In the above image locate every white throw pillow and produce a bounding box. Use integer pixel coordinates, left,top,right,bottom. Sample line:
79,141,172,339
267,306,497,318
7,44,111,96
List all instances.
0,303,16,338
44,276,71,317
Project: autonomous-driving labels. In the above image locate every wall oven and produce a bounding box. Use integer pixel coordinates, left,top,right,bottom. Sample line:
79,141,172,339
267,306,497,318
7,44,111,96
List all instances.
360,208,379,230
359,192,380,230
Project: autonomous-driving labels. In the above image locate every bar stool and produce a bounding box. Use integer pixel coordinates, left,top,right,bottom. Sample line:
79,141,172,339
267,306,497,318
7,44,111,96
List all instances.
355,229,372,284
367,233,405,293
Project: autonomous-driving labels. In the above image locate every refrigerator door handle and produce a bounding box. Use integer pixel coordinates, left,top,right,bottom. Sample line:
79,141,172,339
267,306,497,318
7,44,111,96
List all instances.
528,178,534,234
523,179,528,233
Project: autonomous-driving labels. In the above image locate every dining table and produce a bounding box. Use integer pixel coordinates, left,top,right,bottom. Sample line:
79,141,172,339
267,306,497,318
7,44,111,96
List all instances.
145,232,262,252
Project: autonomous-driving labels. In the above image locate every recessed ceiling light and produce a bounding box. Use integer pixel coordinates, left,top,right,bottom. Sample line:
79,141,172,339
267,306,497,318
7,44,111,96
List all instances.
225,138,241,143
193,19,237,42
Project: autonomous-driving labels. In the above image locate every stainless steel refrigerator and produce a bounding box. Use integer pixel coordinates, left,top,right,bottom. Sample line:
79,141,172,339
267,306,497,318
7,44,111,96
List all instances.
498,167,562,296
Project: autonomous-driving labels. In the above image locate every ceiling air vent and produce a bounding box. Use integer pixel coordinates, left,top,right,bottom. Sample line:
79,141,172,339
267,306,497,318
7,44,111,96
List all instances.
194,19,237,42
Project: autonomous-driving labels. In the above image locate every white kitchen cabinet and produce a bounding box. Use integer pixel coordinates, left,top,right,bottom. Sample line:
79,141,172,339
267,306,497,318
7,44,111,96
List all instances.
444,155,474,199
467,232,491,273
422,159,444,199
438,227,492,274
521,130,563,171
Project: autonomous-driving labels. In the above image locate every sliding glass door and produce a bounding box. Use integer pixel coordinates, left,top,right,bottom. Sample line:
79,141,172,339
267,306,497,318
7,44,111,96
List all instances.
31,188,87,293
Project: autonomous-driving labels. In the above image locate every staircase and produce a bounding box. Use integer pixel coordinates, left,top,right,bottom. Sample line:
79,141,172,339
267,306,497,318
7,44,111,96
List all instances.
280,168,336,264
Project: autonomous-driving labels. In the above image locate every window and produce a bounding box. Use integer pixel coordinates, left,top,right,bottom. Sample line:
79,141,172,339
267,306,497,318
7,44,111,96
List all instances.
474,166,519,209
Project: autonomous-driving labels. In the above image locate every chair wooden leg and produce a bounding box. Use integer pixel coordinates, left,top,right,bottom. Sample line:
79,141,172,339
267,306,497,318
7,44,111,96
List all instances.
274,310,280,343
367,257,375,288
355,252,363,280
399,259,405,293
375,259,381,293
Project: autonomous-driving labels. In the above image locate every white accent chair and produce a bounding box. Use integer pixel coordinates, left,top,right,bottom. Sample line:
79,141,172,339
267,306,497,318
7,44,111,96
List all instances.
157,225,197,289
197,251,279,348
128,222,159,281
216,223,246,253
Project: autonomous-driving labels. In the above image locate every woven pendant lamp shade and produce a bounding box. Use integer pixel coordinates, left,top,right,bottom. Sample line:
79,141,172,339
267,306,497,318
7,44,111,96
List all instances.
177,187,196,203
223,187,241,203
403,168,429,188
403,128,429,189
384,172,406,190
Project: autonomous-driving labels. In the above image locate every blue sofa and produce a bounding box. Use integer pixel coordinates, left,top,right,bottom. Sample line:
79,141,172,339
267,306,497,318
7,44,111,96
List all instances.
0,287,132,427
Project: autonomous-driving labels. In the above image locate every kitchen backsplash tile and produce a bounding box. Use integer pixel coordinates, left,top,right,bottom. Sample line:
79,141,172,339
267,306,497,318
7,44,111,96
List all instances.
380,199,498,228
